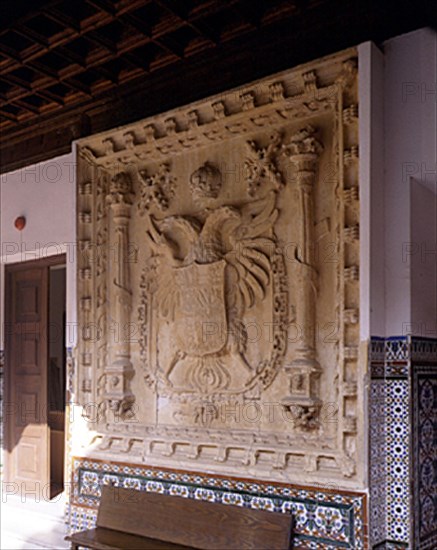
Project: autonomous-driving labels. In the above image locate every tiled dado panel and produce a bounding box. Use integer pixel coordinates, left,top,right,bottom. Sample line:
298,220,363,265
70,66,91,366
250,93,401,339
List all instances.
68,457,367,549
369,337,437,549
412,367,437,550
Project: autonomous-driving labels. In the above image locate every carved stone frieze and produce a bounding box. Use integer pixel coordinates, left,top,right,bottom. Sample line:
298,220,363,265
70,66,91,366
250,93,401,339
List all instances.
75,47,362,488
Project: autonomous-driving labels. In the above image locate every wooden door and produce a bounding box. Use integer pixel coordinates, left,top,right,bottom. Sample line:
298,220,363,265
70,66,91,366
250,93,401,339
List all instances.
5,262,50,494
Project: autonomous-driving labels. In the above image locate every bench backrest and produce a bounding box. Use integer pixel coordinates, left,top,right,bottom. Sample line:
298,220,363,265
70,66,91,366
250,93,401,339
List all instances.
97,485,293,550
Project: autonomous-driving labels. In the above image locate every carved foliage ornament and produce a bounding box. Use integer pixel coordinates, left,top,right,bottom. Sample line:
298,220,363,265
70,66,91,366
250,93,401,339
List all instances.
244,131,283,197
138,163,176,214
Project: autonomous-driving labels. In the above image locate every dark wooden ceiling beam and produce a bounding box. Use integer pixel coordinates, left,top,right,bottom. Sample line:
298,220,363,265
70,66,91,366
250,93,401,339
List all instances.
83,0,117,16
35,88,64,105
84,29,118,55
0,0,318,118
0,79,65,107
2,0,435,172
42,7,81,33
120,12,182,60
58,40,131,83
0,0,357,116
0,33,151,106
0,9,184,88
154,0,218,45
28,59,59,80
123,51,150,73
187,0,241,20
15,23,50,49
0,0,64,32
0,109,18,122
12,98,40,114
0,43,21,63
0,0,150,74
228,0,263,29
92,65,119,84
0,73,32,92
65,76,93,96
54,46,86,68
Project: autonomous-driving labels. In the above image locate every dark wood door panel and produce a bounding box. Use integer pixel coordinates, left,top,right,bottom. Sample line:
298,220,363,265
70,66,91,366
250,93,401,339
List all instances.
5,262,50,489
15,279,41,322
14,385,45,426
13,329,42,375
14,429,47,481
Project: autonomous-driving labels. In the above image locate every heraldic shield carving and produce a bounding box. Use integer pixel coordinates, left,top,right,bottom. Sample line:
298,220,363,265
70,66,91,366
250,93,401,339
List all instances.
174,261,228,358
76,51,362,484
141,171,286,399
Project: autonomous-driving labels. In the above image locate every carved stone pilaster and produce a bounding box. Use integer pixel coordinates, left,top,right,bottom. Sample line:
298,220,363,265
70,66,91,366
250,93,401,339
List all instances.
105,172,135,418
282,126,324,429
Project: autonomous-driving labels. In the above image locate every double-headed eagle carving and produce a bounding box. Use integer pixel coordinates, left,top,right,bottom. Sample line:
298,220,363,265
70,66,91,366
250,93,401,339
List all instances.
144,163,279,393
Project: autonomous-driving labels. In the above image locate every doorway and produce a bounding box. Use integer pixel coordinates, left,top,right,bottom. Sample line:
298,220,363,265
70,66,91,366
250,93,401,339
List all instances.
4,255,67,500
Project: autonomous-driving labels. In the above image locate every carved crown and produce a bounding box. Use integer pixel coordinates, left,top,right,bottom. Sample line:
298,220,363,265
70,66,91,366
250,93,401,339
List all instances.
190,162,222,199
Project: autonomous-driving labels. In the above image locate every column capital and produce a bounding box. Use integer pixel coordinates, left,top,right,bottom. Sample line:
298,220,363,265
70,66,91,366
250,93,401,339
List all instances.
283,125,323,167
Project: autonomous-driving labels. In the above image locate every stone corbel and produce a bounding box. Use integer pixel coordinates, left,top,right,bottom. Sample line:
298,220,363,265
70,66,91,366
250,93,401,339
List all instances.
105,172,135,419
281,126,324,430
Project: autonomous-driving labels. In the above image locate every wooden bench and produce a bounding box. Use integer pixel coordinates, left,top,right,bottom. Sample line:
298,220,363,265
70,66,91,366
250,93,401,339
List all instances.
66,485,293,550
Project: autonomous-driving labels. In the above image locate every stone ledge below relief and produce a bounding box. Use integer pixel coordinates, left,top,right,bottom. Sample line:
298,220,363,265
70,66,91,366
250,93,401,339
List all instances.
84,442,358,488
99,422,337,450
85,427,357,485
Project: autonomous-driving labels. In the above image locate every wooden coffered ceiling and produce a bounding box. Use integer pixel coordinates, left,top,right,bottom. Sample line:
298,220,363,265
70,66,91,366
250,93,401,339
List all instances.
0,0,435,172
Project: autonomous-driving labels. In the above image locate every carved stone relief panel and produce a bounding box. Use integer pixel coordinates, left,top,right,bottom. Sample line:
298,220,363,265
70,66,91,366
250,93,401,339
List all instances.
76,48,362,488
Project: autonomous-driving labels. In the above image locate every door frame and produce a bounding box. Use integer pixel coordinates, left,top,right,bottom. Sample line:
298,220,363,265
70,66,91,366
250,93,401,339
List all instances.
4,253,67,490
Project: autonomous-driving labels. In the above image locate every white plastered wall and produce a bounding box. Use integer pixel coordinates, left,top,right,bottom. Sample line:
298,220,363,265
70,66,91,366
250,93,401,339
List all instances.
359,28,437,340
0,152,77,349
383,28,437,338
